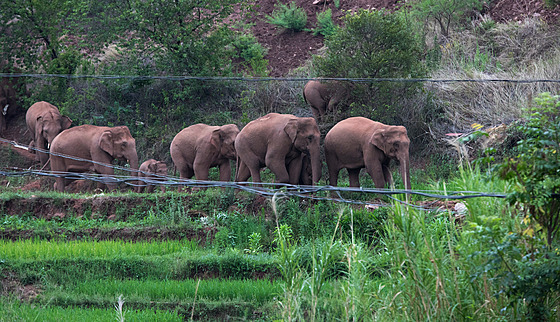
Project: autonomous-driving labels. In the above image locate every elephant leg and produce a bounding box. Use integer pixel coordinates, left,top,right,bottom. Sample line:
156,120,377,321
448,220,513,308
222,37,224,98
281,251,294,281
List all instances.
146,184,155,193
382,164,393,187
218,161,232,182
287,156,303,185
266,155,289,184
348,168,361,188
54,177,66,192
328,167,339,186
366,163,387,189
39,151,49,167
241,154,262,183
178,166,194,180
311,107,322,121
236,161,251,182
193,164,210,181
136,177,146,193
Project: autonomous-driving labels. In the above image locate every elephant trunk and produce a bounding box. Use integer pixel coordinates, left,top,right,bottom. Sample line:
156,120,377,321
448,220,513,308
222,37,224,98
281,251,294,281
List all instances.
128,153,139,177
309,146,322,185
399,154,411,191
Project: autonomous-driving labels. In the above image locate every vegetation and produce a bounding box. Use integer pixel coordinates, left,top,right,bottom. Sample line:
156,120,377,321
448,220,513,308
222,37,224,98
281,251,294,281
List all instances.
407,0,484,38
313,9,338,37
266,1,308,31
2,0,560,320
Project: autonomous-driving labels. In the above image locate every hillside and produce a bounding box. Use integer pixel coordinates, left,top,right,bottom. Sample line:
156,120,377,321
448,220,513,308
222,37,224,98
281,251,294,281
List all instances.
251,0,560,76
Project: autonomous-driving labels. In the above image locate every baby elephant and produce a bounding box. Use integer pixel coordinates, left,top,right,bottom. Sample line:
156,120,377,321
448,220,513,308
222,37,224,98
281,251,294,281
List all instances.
136,159,168,193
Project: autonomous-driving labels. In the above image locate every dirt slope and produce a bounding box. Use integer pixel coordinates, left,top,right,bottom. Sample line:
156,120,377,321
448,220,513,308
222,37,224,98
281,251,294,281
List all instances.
250,0,560,76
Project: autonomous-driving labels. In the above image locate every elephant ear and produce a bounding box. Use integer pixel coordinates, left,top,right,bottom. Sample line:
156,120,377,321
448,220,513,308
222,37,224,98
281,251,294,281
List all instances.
61,115,72,130
35,116,44,137
156,161,167,173
210,128,222,151
370,130,388,154
284,119,299,143
99,130,114,156
148,161,158,173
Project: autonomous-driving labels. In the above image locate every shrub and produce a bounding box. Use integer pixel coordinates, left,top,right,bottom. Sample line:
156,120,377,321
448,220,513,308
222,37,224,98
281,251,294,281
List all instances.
497,92,560,246
266,1,308,31
408,0,484,38
312,9,427,127
313,9,338,37
231,29,269,76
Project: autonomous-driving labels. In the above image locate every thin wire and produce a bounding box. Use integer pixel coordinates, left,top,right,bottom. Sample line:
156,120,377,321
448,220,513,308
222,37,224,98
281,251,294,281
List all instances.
2,73,560,83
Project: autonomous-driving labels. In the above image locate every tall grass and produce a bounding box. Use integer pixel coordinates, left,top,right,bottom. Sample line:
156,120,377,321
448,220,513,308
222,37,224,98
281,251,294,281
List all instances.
271,165,532,320
370,165,522,320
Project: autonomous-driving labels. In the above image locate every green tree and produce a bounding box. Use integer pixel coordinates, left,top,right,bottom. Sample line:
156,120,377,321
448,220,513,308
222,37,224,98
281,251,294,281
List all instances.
109,0,250,76
498,92,560,246
408,0,484,38
312,9,426,125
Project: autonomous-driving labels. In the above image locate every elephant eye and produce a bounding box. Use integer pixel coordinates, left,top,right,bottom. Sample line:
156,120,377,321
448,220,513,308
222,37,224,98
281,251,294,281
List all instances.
307,135,314,141
122,142,128,147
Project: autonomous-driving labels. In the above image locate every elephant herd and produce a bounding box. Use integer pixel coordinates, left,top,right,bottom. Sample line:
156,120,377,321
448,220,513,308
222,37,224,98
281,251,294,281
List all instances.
23,98,411,193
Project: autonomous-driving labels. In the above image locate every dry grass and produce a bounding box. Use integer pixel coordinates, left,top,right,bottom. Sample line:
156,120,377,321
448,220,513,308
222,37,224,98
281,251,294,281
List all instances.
429,17,560,132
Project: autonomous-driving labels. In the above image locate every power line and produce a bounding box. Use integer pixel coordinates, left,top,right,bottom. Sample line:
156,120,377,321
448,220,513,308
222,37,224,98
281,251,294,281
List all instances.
2,73,560,84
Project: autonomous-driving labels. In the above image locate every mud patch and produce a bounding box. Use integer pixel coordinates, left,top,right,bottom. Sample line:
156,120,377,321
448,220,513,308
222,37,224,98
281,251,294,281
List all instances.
0,271,41,302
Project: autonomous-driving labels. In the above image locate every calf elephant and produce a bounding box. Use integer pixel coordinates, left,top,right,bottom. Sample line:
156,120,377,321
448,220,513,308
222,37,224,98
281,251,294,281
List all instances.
303,80,350,121
170,123,239,182
26,101,72,166
50,125,139,192
324,117,411,190
235,113,321,185
136,159,168,193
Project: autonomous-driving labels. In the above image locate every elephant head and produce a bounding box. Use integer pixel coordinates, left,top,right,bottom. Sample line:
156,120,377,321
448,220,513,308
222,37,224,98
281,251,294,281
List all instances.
284,117,322,184
147,160,168,175
36,112,72,147
98,126,139,174
211,124,239,160
370,126,411,190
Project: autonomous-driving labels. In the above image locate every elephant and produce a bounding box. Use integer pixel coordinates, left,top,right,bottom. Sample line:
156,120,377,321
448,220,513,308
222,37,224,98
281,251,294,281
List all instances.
26,101,72,166
235,113,321,185
136,159,168,193
303,80,350,121
0,75,25,136
324,117,411,190
50,125,139,192
170,123,239,182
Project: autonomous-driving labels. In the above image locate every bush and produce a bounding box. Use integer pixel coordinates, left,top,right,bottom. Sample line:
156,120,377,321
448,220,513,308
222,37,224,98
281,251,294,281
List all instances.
313,9,337,37
497,92,560,246
312,9,427,128
266,1,308,31
408,0,484,38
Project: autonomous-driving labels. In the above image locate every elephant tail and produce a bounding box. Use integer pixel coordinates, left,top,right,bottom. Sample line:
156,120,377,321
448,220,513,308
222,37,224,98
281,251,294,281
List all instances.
234,154,240,182
303,83,309,104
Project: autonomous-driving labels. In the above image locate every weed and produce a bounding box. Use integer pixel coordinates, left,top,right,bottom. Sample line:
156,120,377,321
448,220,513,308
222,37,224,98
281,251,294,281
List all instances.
266,1,307,32
313,9,337,37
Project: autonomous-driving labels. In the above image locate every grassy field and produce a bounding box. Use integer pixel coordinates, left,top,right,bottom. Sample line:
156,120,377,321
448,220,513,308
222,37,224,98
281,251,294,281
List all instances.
3,163,556,320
